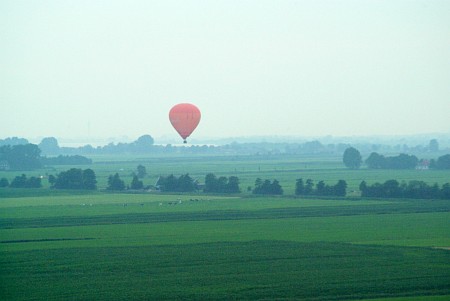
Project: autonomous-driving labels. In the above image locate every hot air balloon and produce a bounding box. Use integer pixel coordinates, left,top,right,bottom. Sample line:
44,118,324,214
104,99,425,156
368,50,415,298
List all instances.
169,103,201,143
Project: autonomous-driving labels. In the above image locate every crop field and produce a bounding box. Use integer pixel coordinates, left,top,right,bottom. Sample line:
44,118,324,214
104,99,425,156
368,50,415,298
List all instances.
1,154,449,300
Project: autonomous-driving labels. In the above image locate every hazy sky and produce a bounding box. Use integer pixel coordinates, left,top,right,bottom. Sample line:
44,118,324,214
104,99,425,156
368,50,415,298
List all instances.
1,0,449,143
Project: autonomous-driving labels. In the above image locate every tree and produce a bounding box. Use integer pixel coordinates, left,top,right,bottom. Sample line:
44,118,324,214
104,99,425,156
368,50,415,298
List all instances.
160,174,177,192
260,180,272,194
304,179,314,195
27,176,42,188
130,175,144,190
366,152,418,169
428,139,439,152
107,173,125,191
0,137,29,146
253,178,283,195
359,181,367,194
435,154,450,169
0,178,9,187
295,178,304,195
302,140,324,153
48,175,56,186
316,180,326,195
39,137,60,155
365,152,385,169
54,168,83,189
216,177,228,192
227,176,241,193
441,183,450,199
10,174,27,188
204,173,240,193
178,174,196,192
10,174,41,188
270,180,283,195
137,165,147,178
0,144,42,170
204,173,218,193
385,154,418,169
157,174,196,192
315,180,342,196
82,169,97,190
359,179,450,200
343,147,362,169
53,168,97,190
383,180,402,198
134,135,154,152
253,178,263,194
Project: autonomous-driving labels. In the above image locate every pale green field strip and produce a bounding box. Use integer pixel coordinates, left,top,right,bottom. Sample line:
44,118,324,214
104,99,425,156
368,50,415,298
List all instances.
1,199,448,230
2,212,449,252
0,194,392,219
0,202,449,229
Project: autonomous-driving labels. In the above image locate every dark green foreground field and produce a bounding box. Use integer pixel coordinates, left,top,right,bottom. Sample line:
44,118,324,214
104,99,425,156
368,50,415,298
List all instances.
1,191,449,300
2,241,449,301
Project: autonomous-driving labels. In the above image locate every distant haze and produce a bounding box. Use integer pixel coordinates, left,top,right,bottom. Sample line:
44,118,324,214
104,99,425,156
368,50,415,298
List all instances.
1,0,449,143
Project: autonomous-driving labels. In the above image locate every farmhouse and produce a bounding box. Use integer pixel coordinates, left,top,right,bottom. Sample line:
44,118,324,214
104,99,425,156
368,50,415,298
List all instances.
416,160,430,170
0,160,10,171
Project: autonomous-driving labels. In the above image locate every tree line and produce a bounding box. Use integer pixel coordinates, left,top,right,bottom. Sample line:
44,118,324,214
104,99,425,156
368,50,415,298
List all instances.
253,178,283,195
429,154,450,169
37,135,155,156
1,138,449,171
49,168,97,190
3,167,450,200
4,135,449,158
1,167,347,197
0,168,98,189
0,174,42,188
365,153,419,169
0,144,92,171
343,147,450,170
295,178,347,197
360,180,450,200
106,165,148,190
204,174,240,193
0,169,142,191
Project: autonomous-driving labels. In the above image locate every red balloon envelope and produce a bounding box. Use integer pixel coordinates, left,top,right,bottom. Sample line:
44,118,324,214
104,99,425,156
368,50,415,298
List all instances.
169,103,201,143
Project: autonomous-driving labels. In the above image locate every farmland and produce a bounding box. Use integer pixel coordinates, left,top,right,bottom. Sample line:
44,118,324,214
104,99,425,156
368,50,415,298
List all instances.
1,153,449,300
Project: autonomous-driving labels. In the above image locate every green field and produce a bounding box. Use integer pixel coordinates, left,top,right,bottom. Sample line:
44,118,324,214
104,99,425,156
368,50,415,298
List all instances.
1,154,449,300
1,153,449,194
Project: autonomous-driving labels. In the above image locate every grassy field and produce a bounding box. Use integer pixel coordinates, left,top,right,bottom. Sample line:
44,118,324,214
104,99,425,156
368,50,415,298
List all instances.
1,154,449,300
